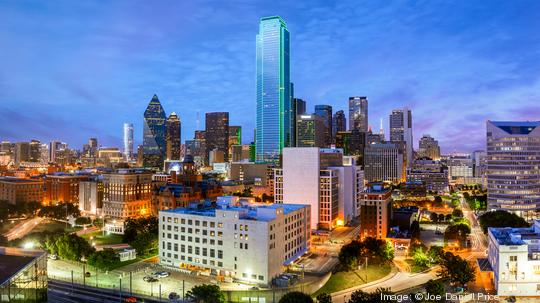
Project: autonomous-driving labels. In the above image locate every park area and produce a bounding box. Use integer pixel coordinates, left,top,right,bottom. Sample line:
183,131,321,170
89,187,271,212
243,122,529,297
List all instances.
313,263,392,296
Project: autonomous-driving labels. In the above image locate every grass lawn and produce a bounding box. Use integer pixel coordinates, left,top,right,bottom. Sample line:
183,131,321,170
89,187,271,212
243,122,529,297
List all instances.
32,220,81,234
81,231,124,246
313,263,392,296
405,259,428,273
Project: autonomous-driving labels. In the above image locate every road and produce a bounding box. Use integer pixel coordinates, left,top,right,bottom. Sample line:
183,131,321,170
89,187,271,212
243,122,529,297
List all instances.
4,216,43,241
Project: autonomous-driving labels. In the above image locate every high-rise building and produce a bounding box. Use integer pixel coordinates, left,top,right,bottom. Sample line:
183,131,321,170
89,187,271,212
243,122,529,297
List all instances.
447,153,473,184
292,98,306,147
123,123,134,161
14,142,30,165
296,114,325,147
205,112,229,163
364,142,405,183
349,96,368,132
166,112,181,161
417,134,441,160
359,183,392,240
332,110,347,140
79,178,104,216
256,16,292,163
88,138,98,157
389,108,413,167
314,105,333,147
274,148,364,230
228,126,242,160
486,121,540,217
143,95,167,169
334,130,366,166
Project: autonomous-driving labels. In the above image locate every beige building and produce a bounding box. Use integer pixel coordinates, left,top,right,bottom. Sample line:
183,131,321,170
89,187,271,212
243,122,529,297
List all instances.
101,169,153,219
0,177,44,204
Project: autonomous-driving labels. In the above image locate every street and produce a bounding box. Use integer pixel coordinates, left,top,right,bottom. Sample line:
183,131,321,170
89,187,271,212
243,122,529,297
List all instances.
4,216,43,241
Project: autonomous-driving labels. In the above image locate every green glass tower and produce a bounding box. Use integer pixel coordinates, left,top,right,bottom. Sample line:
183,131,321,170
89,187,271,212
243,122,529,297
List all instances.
255,16,292,163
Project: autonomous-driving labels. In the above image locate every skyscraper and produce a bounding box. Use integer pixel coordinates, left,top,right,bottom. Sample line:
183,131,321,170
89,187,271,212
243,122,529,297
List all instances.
166,112,181,161
418,134,441,160
332,110,347,140
205,112,229,163
292,98,306,146
143,94,167,169
389,108,413,167
349,96,368,132
486,121,540,218
256,16,292,163
314,105,333,147
296,114,325,147
123,123,134,161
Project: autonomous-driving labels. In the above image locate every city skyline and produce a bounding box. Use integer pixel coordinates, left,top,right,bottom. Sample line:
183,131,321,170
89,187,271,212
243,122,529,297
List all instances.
1,1,540,153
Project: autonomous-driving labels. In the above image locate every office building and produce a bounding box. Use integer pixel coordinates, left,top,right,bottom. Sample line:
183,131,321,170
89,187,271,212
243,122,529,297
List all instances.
349,96,368,132
101,169,153,219
228,126,242,160
364,143,405,183
79,179,104,216
49,141,68,164
487,221,540,296
143,94,167,169
389,108,413,167
472,150,487,178
407,160,448,193
314,105,333,146
417,134,441,160
274,148,363,230
486,121,540,216
256,16,292,163
359,183,392,239
447,153,473,184
231,144,253,163
205,112,229,163
296,114,325,147
166,112,182,161
44,174,90,205
0,247,47,302
14,142,30,165
0,177,44,205
335,130,366,166
123,123,134,161
159,196,310,285
367,128,384,145
332,110,347,141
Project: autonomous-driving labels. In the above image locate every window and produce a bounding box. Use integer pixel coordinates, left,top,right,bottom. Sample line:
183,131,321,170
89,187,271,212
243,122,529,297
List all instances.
510,256,517,262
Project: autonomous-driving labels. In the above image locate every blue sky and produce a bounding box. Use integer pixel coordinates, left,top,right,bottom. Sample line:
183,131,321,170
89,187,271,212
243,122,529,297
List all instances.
1,0,539,153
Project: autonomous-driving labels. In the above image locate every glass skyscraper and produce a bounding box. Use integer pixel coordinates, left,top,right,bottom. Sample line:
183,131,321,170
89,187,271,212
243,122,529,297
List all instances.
349,96,368,132
256,16,292,163
143,94,167,168
123,122,134,161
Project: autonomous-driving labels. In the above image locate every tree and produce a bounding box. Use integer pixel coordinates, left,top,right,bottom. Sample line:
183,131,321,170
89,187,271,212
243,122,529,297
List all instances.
430,213,439,223
444,222,471,243
338,240,362,270
410,221,420,240
445,214,452,222
452,208,463,218
316,293,332,303
424,279,445,303
412,247,430,268
75,216,92,225
55,233,95,261
279,292,313,303
437,213,445,222
437,252,475,286
433,196,443,207
87,248,120,271
123,216,158,243
185,284,225,303
428,246,444,264
478,210,529,233
348,288,395,303
130,232,157,256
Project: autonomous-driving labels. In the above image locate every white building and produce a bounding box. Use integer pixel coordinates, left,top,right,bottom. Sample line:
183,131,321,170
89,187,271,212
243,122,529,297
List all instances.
158,196,310,286
274,148,364,230
488,220,540,296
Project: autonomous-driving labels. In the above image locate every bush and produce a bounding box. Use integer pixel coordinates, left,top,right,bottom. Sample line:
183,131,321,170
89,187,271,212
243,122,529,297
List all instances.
279,292,313,303
87,248,120,271
478,210,529,233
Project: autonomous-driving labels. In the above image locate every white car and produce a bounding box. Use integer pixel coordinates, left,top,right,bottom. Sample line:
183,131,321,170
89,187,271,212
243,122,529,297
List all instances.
152,271,170,278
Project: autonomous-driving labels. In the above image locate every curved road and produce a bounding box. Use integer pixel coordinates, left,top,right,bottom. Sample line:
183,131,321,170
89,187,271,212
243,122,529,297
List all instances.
4,216,43,241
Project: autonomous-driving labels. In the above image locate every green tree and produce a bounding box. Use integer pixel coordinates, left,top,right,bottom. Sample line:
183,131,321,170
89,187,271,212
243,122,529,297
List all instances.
424,279,445,303
316,293,332,303
412,247,430,268
478,210,529,233
437,213,445,222
430,213,439,223
75,216,92,225
338,240,362,270
185,284,225,303
428,246,444,263
444,222,471,243
348,288,395,303
279,292,313,303
410,221,420,240
433,196,443,207
87,248,120,271
452,208,463,218
55,233,95,261
437,252,475,287
130,232,157,256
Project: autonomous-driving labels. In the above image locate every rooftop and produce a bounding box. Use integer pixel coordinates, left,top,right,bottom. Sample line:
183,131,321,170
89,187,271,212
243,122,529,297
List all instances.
490,121,540,135
0,248,45,286
489,220,540,245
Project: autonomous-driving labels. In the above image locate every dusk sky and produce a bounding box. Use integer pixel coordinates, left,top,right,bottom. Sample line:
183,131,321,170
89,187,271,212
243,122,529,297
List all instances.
1,0,539,153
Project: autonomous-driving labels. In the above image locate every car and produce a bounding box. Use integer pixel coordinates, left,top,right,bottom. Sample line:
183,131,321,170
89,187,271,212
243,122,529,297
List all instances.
168,292,180,300
143,276,158,283
85,272,91,277
152,271,170,278
124,297,137,303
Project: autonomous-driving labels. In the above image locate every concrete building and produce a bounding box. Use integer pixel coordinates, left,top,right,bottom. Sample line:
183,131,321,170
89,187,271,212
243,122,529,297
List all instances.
389,108,413,168
359,183,392,240
0,177,43,205
231,144,253,163
447,153,473,185
79,179,104,216
487,220,540,296
274,148,363,230
418,134,441,160
229,163,270,185
407,159,448,193
101,169,153,219
159,196,310,286
487,121,540,217
296,114,325,147
364,143,405,183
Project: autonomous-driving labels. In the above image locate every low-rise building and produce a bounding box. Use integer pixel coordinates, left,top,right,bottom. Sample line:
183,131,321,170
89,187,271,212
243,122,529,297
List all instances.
44,174,90,205
79,178,104,216
359,183,392,240
0,247,48,302
0,177,43,205
159,196,311,286
487,220,540,296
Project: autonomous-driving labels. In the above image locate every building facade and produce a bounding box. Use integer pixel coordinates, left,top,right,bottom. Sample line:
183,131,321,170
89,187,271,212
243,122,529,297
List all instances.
486,121,540,217
296,114,325,147
349,96,368,132
256,16,292,163
101,169,153,219
205,112,229,164
364,143,405,183
123,123,134,161
332,110,347,142
314,105,333,147
0,177,43,205
166,112,182,161
79,179,104,216
389,108,413,167
143,95,167,169
159,197,310,286
359,183,392,239
44,174,90,205
418,134,441,160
